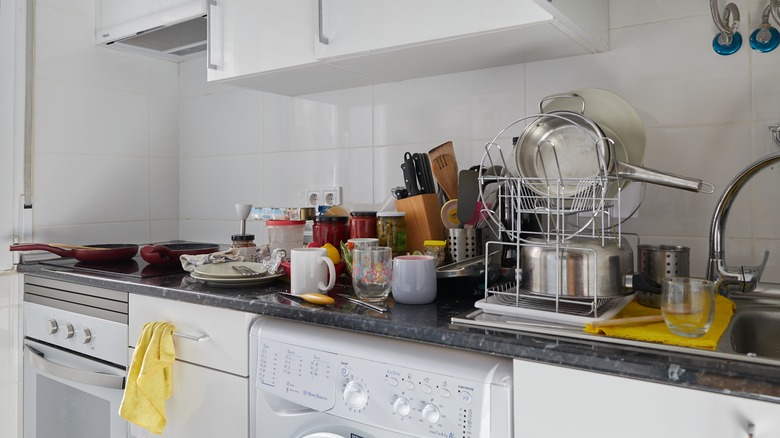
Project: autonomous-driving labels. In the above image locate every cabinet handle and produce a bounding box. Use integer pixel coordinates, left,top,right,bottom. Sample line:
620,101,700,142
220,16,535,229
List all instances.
24,346,126,390
172,331,211,342
318,0,329,45
207,0,218,70
747,423,755,438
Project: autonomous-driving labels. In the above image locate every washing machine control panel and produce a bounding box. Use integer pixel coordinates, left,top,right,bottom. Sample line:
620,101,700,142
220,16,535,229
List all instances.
255,331,512,437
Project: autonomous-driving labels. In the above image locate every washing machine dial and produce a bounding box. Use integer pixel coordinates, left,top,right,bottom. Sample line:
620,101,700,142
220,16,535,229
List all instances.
342,381,367,410
421,403,441,423
393,397,411,416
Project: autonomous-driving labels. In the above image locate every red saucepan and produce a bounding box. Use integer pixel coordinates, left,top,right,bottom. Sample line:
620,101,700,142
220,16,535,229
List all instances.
140,242,220,266
10,243,139,263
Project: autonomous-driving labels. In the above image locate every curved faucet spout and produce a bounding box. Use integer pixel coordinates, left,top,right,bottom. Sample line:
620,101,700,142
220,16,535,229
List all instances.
707,152,780,295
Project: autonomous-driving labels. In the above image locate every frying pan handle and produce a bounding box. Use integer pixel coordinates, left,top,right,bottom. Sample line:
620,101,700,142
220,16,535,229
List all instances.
616,161,715,193
539,93,586,114
9,243,72,257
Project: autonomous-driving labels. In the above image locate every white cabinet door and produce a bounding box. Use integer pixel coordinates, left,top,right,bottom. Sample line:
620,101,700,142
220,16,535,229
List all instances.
513,359,780,438
128,350,248,438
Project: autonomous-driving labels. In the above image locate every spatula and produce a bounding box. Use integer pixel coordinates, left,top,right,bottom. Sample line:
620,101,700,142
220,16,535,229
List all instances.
457,168,480,224
428,141,459,200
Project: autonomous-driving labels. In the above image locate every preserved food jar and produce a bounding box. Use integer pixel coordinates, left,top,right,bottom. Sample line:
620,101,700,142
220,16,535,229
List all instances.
313,216,349,248
377,211,407,256
349,211,377,239
423,240,447,267
231,234,257,262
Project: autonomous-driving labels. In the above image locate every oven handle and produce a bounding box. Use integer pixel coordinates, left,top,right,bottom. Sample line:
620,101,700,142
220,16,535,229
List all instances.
24,346,126,390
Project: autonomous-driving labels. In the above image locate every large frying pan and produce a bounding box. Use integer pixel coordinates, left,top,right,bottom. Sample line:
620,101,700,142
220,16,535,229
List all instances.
10,243,139,262
140,243,220,266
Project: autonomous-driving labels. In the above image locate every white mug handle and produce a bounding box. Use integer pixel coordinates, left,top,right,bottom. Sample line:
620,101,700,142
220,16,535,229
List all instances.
318,256,336,291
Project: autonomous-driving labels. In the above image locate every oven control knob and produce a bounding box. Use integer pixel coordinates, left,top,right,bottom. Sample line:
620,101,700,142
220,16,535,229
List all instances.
342,381,367,410
421,403,441,424
393,397,411,416
79,328,92,344
47,319,58,335
63,323,74,339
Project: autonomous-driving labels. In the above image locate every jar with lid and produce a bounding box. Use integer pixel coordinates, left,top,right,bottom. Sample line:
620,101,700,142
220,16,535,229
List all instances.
423,240,447,267
312,216,349,248
266,220,305,259
377,211,407,256
231,234,257,262
349,211,377,239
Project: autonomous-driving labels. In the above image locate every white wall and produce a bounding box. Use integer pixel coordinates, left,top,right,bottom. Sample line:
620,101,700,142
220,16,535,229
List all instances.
178,0,780,281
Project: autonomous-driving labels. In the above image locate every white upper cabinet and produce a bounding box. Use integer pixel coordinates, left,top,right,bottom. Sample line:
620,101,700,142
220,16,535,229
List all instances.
207,0,608,96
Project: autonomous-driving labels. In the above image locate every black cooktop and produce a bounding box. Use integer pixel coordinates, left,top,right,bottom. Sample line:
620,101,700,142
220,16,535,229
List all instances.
38,257,184,278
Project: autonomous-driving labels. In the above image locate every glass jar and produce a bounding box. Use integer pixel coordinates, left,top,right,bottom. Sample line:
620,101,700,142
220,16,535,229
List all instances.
423,239,447,267
266,220,305,259
377,211,407,256
312,215,349,248
349,211,377,239
231,234,257,262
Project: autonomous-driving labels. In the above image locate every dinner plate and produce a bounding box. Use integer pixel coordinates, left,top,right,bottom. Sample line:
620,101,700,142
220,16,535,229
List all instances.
190,271,284,286
194,262,267,278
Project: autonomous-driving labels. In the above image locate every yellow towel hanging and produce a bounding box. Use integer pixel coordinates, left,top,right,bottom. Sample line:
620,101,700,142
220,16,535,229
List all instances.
119,321,176,434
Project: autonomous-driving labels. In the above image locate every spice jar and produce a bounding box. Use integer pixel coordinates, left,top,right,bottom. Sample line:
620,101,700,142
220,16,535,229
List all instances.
312,215,349,248
377,211,407,256
349,211,377,239
423,240,447,267
231,234,257,262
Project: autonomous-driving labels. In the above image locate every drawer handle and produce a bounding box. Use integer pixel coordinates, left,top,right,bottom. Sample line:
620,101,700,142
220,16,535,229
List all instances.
172,331,210,342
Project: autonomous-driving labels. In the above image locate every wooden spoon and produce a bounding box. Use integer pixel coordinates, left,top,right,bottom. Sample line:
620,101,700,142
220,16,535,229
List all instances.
428,141,459,200
49,243,114,251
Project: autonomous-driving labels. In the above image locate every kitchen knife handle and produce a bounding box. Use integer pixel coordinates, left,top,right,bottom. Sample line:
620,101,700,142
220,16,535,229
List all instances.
413,153,433,194
402,152,421,196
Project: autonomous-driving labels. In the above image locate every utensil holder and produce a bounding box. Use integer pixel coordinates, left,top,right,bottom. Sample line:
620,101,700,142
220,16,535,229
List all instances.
396,194,445,254
447,228,483,263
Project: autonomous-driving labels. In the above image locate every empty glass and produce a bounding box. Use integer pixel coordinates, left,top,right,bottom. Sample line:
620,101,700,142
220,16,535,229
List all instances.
351,246,392,302
661,277,715,338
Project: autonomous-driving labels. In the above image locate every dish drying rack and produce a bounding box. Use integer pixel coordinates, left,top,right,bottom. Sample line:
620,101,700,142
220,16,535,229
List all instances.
473,114,637,325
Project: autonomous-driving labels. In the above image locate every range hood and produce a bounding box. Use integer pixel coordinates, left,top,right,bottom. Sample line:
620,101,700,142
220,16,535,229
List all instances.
96,0,207,61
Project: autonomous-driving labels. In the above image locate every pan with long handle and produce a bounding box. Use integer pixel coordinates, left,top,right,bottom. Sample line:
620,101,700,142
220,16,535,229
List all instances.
10,243,138,262
140,242,220,266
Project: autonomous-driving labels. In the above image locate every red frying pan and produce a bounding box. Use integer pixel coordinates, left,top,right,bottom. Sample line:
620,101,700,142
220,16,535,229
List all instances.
10,243,139,263
140,243,220,266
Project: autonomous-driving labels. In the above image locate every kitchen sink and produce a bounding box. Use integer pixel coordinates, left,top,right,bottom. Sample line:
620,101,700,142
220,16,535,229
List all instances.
724,306,780,359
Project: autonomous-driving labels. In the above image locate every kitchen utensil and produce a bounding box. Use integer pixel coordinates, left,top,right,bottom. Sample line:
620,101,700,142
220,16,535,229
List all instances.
10,243,139,263
457,168,480,224
49,243,113,250
235,203,252,234
662,277,715,338
447,228,482,263
428,141,459,200
401,152,422,196
276,292,335,306
589,314,664,328
634,244,691,308
520,236,634,298
336,293,389,312
140,242,220,266
290,247,336,294
414,152,436,194
440,199,460,229
351,246,393,302
395,193,445,254
194,261,268,278
233,265,261,276
391,255,437,305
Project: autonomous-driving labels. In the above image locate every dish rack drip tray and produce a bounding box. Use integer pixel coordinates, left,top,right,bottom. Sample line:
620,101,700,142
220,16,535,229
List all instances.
475,282,634,326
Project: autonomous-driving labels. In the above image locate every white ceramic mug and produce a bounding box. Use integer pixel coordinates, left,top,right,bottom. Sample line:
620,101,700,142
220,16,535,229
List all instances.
391,255,437,305
290,247,336,295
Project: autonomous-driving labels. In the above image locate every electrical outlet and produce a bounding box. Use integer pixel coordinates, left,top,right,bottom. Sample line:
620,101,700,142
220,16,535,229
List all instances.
305,188,322,207
322,186,342,206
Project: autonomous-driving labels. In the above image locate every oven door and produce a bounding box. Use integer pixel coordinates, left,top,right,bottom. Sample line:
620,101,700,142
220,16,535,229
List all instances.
23,338,128,438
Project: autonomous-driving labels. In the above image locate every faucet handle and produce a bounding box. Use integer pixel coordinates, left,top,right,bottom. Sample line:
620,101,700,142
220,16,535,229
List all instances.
741,250,770,293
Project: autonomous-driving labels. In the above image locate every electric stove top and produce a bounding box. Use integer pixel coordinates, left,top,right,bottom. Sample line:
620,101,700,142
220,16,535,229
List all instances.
38,256,184,278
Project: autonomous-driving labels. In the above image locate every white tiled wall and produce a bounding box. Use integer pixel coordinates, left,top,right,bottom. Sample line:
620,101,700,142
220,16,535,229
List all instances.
178,1,780,281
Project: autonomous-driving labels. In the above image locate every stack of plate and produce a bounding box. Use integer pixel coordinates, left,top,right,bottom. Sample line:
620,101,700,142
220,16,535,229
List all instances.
190,262,283,287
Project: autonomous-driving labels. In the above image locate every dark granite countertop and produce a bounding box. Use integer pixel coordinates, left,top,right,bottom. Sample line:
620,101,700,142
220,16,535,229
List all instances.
18,262,780,405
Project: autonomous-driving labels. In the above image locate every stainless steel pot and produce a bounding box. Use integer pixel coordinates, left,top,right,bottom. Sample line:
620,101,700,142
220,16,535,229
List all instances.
520,236,634,298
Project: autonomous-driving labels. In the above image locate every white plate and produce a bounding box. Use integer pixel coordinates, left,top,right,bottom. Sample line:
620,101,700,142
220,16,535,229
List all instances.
194,262,267,278
190,271,284,286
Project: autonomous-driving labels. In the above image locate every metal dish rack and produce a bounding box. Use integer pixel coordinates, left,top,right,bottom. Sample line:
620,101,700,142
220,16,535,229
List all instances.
474,114,636,325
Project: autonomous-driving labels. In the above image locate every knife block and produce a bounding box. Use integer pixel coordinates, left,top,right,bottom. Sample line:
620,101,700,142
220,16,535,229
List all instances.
395,194,445,254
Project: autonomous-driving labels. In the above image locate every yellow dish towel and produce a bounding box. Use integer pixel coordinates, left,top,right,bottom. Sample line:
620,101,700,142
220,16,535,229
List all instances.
119,321,176,434
584,295,735,350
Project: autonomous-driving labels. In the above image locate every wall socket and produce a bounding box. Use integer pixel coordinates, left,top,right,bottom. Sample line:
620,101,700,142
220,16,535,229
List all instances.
305,186,342,206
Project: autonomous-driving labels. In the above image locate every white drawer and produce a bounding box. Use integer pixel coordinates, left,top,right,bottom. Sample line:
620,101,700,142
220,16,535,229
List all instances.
129,295,257,376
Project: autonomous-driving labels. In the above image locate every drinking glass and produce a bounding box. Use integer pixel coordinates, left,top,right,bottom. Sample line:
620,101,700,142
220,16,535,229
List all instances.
351,247,392,302
661,277,715,338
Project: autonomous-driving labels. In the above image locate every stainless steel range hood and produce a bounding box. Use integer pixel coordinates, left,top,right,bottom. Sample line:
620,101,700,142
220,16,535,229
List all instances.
96,1,207,61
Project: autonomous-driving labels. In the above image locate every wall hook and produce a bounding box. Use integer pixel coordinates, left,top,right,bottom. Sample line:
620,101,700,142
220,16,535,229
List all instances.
710,0,742,55
750,1,780,52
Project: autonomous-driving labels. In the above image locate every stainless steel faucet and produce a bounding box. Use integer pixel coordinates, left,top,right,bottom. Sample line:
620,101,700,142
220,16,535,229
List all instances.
707,152,780,295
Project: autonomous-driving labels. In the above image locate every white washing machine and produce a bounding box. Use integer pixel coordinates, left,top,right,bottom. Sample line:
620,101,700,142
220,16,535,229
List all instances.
249,316,513,438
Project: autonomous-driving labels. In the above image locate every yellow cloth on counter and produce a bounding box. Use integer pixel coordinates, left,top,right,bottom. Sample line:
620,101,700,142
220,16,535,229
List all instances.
119,321,176,434
583,295,735,350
